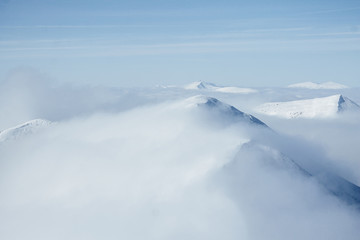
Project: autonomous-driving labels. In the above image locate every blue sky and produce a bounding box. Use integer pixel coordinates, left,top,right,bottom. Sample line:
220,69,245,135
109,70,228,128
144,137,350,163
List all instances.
0,0,359,87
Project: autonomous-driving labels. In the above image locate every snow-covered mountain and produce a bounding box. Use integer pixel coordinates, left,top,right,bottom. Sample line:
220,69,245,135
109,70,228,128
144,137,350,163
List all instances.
184,95,268,127
184,81,258,94
0,119,51,142
255,94,360,119
288,81,348,89
185,81,218,90
242,141,360,206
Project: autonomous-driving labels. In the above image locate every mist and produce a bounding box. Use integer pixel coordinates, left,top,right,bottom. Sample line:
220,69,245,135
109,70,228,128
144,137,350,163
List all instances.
0,69,165,130
255,112,360,185
1,77,360,239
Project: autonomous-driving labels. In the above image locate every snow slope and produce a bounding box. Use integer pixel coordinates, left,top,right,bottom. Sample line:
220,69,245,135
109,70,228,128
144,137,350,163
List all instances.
255,94,360,119
184,81,218,90
184,81,258,94
240,141,360,206
0,119,51,142
288,81,348,89
185,95,268,127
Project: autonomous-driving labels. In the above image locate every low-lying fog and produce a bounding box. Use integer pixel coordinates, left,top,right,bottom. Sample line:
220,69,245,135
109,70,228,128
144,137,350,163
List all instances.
1,71,360,240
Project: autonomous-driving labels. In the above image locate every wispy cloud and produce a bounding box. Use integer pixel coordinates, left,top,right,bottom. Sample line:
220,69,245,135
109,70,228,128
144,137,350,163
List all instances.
241,27,311,33
296,6,360,16
298,32,360,37
0,24,148,29
0,36,359,59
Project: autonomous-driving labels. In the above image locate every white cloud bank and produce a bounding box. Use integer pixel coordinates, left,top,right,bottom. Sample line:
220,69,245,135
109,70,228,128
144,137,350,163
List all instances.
0,88,360,240
288,81,349,89
0,70,360,239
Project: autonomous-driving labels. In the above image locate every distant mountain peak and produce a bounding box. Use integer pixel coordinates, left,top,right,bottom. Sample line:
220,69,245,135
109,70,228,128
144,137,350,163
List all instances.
184,81,258,94
255,94,360,119
0,119,51,142
184,81,218,90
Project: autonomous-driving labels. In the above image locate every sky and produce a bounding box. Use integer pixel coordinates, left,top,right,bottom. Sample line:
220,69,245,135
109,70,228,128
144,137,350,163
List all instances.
0,0,359,87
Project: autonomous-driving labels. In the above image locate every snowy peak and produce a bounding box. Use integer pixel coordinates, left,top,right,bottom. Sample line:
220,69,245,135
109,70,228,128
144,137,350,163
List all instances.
185,95,268,127
0,119,51,142
185,81,218,90
255,94,360,119
240,141,360,206
184,81,258,94
287,81,349,89
240,141,310,175
338,95,360,112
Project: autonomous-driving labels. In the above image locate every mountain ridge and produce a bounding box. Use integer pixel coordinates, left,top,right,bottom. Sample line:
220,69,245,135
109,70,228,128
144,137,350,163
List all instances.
0,119,51,142
185,95,268,127
255,94,360,119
